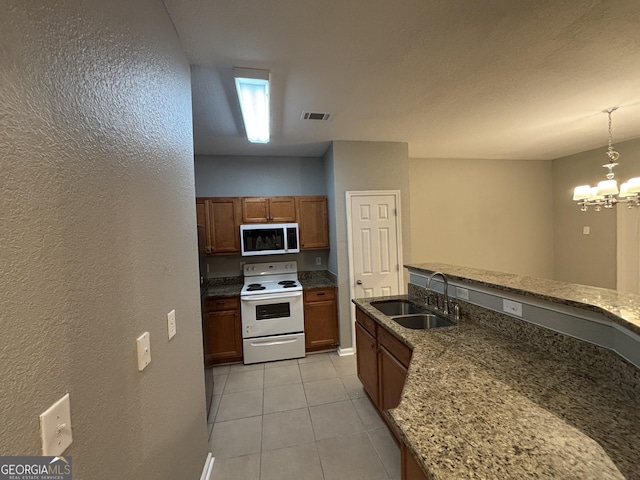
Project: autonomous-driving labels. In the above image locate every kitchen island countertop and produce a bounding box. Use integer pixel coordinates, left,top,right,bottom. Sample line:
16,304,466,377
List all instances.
353,296,640,480
406,262,640,335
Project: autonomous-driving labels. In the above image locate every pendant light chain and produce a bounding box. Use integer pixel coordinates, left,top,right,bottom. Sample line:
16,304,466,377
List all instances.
605,108,620,170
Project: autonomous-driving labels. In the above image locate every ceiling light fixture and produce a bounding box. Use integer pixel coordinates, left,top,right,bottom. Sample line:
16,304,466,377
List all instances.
234,67,270,144
573,108,640,211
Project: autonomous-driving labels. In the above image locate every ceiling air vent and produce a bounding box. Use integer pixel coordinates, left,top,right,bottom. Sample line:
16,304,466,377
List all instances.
300,111,332,121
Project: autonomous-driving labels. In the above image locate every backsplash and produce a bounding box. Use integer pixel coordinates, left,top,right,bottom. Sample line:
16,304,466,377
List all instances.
204,250,329,278
408,283,640,398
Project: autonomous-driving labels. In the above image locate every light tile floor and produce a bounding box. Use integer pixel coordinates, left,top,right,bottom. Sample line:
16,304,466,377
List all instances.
207,352,401,480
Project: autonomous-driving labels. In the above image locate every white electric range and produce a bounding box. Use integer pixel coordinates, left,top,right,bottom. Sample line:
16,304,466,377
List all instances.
240,261,305,364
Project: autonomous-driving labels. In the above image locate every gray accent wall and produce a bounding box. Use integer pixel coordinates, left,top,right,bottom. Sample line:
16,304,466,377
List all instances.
0,1,208,478
194,155,330,278
326,141,412,349
553,137,640,289
195,155,327,197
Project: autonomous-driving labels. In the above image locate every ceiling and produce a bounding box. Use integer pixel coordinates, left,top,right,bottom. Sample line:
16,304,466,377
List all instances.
163,0,640,160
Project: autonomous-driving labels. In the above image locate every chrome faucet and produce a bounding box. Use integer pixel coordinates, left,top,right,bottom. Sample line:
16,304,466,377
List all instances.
426,271,449,315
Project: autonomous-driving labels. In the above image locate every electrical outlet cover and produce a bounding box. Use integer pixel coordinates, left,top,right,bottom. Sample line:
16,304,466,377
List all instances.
455,287,469,300
168,309,177,339
503,299,523,317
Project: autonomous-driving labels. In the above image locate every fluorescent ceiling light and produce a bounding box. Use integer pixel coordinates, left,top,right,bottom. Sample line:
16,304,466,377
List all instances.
234,67,270,144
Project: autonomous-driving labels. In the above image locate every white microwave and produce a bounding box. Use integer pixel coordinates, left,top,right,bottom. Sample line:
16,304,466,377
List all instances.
240,223,300,256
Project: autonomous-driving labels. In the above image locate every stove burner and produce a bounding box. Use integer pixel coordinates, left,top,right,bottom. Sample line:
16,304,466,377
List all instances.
246,283,266,291
278,280,297,286
281,284,297,288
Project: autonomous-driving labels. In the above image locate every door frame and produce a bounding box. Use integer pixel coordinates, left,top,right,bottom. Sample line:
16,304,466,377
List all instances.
346,190,405,352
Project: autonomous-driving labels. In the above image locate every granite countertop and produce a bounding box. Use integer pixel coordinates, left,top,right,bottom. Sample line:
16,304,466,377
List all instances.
204,278,243,298
299,276,337,290
406,262,640,335
204,270,336,297
353,296,640,480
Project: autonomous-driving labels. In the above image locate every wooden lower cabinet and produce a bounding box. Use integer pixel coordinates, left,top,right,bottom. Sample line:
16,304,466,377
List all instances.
303,288,339,352
356,307,411,413
202,296,242,365
378,344,408,411
355,321,379,405
402,443,430,480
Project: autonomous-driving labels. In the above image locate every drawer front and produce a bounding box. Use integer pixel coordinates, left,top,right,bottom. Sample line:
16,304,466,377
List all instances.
355,308,377,337
205,296,239,312
378,327,412,368
304,288,336,302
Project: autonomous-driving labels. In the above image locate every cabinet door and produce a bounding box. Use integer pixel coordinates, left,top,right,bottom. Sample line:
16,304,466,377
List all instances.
203,309,242,365
402,443,431,480
355,321,379,407
268,197,296,222
196,198,210,255
241,197,270,223
378,345,408,411
209,198,241,253
297,196,329,249
303,289,338,352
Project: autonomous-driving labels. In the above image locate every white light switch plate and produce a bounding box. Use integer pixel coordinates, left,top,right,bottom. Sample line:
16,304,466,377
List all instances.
137,332,151,371
167,309,176,339
40,393,72,456
503,299,523,317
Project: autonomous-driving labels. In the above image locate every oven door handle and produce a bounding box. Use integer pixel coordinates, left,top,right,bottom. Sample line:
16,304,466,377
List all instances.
241,291,303,302
248,338,300,347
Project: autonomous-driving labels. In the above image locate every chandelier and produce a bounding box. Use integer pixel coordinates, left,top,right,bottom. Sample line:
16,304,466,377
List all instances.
573,108,640,211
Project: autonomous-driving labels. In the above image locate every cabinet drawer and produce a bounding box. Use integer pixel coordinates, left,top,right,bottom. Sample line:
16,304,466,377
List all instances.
304,288,336,302
378,327,412,368
356,308,377,337
205,296,239,312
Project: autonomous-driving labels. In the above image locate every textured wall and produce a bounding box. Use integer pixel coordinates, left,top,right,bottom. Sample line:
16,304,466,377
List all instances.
0,1,208,478
327,141,411,349
553,137,640,288
410,158,554,279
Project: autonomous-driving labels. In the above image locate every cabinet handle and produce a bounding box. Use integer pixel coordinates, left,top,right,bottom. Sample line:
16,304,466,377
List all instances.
370,342,375,349
317,292,325,296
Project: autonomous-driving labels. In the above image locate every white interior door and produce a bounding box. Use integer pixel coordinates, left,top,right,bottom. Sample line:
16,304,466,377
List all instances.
348,191,403,300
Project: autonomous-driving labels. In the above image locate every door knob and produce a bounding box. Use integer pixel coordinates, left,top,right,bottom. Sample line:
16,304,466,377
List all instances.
356,280,362,285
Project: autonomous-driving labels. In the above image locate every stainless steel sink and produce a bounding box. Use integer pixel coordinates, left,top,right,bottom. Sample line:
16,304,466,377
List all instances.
392,314,454,330
370,300,427,316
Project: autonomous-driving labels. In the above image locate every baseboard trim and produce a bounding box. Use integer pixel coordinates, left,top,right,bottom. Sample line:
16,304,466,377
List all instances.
337,347,355,356
200,452,215,480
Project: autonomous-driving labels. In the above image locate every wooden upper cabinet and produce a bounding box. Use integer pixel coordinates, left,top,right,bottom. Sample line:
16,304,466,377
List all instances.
197,197,241,255
242,197,296,223
269,197,297,222
297,196,329,249
196,199,209,256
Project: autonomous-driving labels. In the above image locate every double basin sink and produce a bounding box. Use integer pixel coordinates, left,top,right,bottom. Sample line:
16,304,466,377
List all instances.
370,300,454,330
